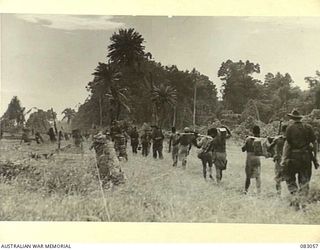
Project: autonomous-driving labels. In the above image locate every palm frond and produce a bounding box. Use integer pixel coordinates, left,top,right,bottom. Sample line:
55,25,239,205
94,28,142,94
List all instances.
107,28,147,66
151,84,177,107
118,91,129,101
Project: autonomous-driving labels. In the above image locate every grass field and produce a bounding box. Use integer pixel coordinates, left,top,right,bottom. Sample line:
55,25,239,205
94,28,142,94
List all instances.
0,138,320,223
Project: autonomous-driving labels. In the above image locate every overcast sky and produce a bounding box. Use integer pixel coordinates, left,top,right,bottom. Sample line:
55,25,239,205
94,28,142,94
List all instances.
1,14,320,119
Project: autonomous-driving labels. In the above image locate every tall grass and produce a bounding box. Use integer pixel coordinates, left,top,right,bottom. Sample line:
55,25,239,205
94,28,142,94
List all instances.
0,139,319,223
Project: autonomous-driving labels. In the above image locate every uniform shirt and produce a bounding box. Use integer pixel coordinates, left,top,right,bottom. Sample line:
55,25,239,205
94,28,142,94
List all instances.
110,125,121,140
130,131,139,138
151,129,164,145
130,130,139,143
286,121,316,149
141,133,151,145
114,134,127,147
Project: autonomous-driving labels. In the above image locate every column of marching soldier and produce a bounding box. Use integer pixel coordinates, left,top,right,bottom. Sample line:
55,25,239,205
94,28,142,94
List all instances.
90,109,319,210
16,108,318,209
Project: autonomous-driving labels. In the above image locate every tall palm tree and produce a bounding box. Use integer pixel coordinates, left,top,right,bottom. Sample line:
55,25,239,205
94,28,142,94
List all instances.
90,62,121,126
91,62,130,124
93,62,121,86
151,84,177,127
62,108,76,124
107,86,131,121
108,28,148,68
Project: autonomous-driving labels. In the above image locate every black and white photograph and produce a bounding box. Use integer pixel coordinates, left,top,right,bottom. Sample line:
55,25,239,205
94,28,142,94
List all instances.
1,14,320,223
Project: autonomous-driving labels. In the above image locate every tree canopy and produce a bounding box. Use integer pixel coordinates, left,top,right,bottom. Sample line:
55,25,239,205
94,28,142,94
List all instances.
72,28,219,130
4,28,319,133
2,96,25,125
218,60,261,113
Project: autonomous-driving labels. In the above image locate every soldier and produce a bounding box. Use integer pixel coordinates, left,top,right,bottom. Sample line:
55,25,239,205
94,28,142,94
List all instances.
141,130,151,157
64,132,69,141
242,125,262,194
196,128,215,180
175,127,194,168
268,125,288,195
114,130,128,161
281,109,318,205
212,126,231,183
90,132,125,187
90,132,106,157
20,128,31,144
169,127,180,167
151,126,164,159
72,129,83,148
35,131,44,144
129,126,139,154
47,127,56,142
110,120,121,141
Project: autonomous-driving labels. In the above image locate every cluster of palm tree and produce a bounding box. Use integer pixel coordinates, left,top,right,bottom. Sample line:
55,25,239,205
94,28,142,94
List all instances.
85,28,178,127
88,62,128,125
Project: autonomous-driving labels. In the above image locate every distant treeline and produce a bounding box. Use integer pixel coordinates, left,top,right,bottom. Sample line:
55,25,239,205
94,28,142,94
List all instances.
72,28,320,130
2,28,320,132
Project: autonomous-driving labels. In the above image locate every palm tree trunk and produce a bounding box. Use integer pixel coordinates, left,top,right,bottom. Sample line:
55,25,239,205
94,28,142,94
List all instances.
159,106,166,128
154,105,159,126
99,96,103,126
172,106,176,127
253,101,260,121
116,102,121,120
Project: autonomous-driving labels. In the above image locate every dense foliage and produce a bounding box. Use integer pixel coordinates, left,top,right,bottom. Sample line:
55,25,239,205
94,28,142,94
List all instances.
73,28,218,130
25,109,52,133
1,96,25,127
218,61,316,124
70,26,320,130
2,29,320,132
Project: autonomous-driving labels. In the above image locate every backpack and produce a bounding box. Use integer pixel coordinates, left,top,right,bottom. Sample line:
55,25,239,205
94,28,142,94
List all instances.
197,136,213,159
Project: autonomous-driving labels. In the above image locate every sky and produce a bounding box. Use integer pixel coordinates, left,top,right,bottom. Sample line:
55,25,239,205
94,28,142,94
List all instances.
1,14,320,119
